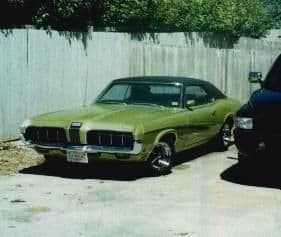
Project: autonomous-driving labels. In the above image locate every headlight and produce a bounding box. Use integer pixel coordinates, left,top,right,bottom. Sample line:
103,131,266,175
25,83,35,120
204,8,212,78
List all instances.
237,117,253,130
20,119,31,134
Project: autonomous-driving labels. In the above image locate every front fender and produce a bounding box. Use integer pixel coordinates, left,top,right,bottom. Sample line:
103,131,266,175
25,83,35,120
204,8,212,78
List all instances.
154,129,178,145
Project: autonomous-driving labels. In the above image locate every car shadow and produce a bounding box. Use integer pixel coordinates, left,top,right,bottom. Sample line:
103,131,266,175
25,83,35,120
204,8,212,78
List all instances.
20,144,212,181
221,152,281,190
174,143,212,167
20,161,156,181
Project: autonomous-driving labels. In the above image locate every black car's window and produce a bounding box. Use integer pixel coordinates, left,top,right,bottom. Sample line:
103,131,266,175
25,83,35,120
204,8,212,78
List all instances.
185,85,213,106
98,83,181,108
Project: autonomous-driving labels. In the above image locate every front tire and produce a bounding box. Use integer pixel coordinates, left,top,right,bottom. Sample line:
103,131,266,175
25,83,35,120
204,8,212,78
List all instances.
147,141,174,175
238,152,252,165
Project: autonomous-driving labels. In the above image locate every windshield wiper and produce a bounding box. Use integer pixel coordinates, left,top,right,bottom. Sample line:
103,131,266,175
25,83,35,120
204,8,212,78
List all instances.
98,100,127,105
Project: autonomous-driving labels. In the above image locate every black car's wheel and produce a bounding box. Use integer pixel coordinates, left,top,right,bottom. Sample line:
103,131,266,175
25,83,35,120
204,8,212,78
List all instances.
238,152,254,167
238,150,264,165
215,120,234,151
147,141,174,175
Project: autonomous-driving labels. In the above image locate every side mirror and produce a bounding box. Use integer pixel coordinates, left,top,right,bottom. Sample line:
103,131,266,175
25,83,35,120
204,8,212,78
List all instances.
248,72,262,84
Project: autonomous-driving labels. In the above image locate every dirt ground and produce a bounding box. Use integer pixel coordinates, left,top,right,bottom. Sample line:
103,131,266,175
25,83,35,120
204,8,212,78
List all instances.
0,141,44,176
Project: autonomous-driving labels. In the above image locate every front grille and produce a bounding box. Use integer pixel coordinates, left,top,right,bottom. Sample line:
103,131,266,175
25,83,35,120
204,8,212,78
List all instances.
24,126,67,144
69,126,81,145
87,131,134,150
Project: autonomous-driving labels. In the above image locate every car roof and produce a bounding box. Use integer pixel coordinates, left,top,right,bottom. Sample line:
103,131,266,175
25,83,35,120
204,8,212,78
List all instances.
112,76,210,86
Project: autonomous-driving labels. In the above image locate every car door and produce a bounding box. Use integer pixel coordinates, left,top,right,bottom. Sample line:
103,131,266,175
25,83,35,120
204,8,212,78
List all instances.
183,85,218,147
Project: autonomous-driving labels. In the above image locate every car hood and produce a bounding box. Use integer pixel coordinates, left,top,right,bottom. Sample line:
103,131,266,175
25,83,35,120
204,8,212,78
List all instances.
250,89,281,115
31,104,180,132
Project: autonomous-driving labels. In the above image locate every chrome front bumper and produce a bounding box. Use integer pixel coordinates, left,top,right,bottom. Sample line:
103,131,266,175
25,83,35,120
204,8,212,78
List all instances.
24,140,143,155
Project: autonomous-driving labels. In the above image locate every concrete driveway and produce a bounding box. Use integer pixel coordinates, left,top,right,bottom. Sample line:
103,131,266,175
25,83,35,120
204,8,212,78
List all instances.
0,145,280,237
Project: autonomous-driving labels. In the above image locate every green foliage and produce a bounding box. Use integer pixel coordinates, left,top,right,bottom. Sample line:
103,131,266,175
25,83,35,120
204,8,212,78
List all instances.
32,0,98,30
263,0,281,28
102,0,271,38
8,0,24,8
0,0,274,38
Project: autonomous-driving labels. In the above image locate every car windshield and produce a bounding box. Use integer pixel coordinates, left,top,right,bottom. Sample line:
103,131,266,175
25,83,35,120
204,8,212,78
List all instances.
263,55,281,91
96,82,182,108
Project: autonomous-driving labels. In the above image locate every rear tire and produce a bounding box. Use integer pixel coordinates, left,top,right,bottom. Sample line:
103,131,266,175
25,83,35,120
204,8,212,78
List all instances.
214,120,234,151
147,141,174,175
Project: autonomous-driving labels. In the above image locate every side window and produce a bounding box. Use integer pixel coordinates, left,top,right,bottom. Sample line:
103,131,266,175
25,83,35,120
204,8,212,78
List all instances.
185,85,212,106
203,83,225,99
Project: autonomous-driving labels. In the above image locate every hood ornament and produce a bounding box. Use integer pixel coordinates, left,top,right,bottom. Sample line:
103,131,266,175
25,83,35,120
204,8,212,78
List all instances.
71,122,83,128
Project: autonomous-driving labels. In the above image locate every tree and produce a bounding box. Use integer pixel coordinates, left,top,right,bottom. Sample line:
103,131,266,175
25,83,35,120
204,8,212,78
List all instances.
0,0,100,30
102,0,271,38
263,0,281,28
32,0,99,30
0,0,273,39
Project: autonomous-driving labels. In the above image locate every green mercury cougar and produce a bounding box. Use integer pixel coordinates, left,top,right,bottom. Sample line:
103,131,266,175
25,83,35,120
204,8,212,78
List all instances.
20,76,240,174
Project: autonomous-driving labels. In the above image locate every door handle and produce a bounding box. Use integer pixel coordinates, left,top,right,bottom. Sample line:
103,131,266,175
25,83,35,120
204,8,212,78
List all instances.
211,111,216,116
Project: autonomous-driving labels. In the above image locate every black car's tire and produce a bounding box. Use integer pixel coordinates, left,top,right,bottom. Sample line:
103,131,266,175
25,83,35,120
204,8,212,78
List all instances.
237,152,253,166
214,120,234,151
147,141,174,175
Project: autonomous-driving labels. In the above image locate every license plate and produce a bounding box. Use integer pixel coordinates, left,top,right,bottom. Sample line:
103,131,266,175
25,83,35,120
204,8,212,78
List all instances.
67,151,88,164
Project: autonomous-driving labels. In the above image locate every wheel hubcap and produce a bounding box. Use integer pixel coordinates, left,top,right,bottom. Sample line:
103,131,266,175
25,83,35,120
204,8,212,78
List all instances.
222,124,233,146
150,143,172,172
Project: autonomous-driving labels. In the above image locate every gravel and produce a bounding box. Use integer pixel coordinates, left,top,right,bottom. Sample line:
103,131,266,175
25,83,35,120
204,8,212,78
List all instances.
0,141,44,176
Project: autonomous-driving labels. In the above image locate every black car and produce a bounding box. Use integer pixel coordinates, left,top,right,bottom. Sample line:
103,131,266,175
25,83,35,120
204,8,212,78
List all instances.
234,53,281,163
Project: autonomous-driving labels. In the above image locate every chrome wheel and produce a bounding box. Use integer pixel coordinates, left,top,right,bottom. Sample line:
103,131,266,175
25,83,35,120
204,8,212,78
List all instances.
214,120,234,151
222,123,233,147
148,142,173,174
